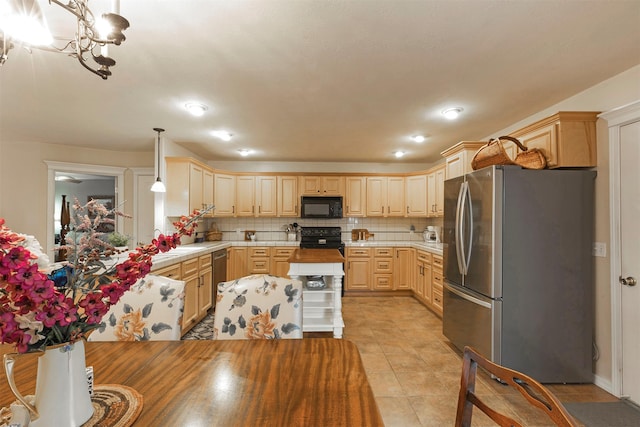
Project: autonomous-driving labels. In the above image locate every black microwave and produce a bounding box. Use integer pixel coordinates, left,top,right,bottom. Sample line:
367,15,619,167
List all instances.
300,196,343,219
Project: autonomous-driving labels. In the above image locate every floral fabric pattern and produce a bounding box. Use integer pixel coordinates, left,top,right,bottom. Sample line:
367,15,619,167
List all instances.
89,275,185,342
214,274,302,340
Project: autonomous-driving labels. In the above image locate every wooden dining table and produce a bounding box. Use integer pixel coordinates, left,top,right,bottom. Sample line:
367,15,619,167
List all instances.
0,338,384,426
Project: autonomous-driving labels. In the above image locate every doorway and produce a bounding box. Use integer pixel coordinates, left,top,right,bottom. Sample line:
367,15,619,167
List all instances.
45,161,126,261
602,100,640,405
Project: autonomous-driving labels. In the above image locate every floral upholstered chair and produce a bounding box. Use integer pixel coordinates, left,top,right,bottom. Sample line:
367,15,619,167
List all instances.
214,274,303,340
89,274,185,341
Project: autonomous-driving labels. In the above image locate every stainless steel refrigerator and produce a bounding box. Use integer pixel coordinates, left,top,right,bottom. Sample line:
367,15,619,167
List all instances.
443,165,596,383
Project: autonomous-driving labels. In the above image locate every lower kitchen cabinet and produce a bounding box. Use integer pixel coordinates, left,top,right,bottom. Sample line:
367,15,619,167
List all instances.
271,247,296,278
248,247,271,274
345,247,372,291
373,247,394,291
431,254,443,316
415,250,432,304
227,247,248,280
393,247,413,290
181,255,213,335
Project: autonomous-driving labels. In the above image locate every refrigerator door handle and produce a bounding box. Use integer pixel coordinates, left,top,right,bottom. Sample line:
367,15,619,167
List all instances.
464,182,473,273
444,282,492,309
455,182,466,275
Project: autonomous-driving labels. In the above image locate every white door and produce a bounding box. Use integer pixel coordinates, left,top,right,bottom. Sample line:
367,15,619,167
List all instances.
620,119,640,404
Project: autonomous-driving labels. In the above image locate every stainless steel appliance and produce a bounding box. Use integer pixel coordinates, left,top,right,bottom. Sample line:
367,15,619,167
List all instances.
300,196,343,219
443,165,595,383
213,249,227,305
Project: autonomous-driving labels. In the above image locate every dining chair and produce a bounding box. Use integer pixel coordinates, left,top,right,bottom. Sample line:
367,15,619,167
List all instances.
89,274,185,341
455,346,578,427
214,274,303,340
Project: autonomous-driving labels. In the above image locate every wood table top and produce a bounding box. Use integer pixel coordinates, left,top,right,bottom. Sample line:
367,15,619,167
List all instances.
287,248,345,263
0,339,383,426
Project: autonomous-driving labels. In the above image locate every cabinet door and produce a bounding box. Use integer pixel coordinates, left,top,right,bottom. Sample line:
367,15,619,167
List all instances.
236,176,255,217
394,248,413,290
366,177,386,216
214,173,236,216
181,275,199,334
270,248,295,278
427,172,436,217
256,176,277,216
434,167,445,217
202,168,214,216
414,260,424,297
299,176,322,195
188,163,204,215
406,175,427,217
227,247,248,280
346,258,371,290
445,153,464,180
198,267,213,315
345,177,366,217
386,177,405,217
277,176,298,217
321,176,344,195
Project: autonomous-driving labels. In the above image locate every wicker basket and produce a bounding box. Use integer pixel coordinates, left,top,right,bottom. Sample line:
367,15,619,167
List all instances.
471,136,546,170
206,231,222,241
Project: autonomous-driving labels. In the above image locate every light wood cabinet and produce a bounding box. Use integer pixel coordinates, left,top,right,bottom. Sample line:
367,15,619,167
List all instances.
248,247,271,274
270,247,296,278
256,176,277,216
366,177,405,217
345,177,367,217
415,250,432,304
345,247,372,290
426,165,445,217
431,255,443,316
165,158,215,217
180,254,213,335
441,141,486,179
277,176,298,217
214,173,236,217
405,174,427,217
227,247,248,280
393,248,413,290
299,176,345,196
509,111,599,168
152,263,181,281
235,176,255,217
372,247,393,290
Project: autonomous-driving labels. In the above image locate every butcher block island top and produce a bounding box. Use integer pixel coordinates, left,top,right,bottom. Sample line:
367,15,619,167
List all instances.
287,248,345,338
287,247,345,263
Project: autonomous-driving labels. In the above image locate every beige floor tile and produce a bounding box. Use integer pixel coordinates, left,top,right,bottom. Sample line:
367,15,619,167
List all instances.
361,352,394,373
367,371,406,397
376,396,424,427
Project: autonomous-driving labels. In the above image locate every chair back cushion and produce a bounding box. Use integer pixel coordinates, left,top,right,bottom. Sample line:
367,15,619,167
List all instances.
89,274,185,341
214,274,303,340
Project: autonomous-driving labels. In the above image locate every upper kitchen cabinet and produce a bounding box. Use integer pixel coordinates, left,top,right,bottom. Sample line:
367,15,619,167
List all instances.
426,165,445,217
235,176,256,217
165,158,214,217
366,176,405,217
405,174,427,217
299,175,345,196
213,172,236,217
277,176,298,217
255,176,277,216
509,111,599,168
441,141,486,179
345,177,367,217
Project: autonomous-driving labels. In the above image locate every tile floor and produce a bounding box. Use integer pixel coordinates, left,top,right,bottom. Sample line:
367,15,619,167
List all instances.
339,296,618,427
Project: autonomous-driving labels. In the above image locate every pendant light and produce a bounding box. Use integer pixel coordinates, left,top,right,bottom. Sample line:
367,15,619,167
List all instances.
150,127,166,193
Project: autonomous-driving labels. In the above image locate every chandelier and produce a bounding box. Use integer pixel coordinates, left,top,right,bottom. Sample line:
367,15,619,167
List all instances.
0,0,130,79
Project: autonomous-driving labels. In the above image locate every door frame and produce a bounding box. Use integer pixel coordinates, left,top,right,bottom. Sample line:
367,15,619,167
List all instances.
601,100,640,398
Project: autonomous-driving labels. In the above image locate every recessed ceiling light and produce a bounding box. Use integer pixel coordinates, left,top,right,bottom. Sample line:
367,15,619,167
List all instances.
394,151,405,158
185,102,208,117
442,107,463,120
411,135,425,143
211,130,233,141
238,149,251,157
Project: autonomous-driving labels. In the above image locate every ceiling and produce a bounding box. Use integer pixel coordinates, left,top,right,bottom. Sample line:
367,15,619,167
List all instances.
1,0,639,164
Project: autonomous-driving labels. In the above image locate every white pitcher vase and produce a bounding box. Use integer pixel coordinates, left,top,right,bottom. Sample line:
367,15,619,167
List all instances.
3,340,94,426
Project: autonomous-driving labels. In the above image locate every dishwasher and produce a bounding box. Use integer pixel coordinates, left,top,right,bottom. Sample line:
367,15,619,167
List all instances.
212,249,227,307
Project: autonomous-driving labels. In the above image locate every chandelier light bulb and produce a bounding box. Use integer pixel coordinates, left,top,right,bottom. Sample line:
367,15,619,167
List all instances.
442,107,463,120
412,135,426,143
185,102,208,117
394,151,405,158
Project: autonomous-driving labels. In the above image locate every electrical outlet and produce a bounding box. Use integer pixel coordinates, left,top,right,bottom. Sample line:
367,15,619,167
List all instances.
592,242,607,257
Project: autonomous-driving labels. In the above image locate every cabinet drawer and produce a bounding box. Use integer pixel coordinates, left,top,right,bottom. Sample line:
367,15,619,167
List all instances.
199,254,212,269
153,263,181,280
374,258,393,273
373,274,393,290
347,248,372,257
432,255,443,268
374,247,393,257
273,248,295,258
416,250,431,264
432,288,443,312
182,258,199,278
250,247,271,257
432,268,443,286
249,258,270,274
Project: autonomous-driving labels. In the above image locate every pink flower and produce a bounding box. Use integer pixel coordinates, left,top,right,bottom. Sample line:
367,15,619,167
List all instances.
100,282,126,305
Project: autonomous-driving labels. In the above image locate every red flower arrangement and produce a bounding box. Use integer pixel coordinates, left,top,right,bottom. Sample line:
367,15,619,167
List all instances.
0,199,212,353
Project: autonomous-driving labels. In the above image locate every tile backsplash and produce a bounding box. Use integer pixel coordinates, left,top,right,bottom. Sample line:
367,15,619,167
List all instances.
200,217,442,243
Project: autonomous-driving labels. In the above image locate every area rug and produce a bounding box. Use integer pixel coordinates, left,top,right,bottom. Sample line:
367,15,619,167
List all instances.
182,313,214,340
565,401,640,427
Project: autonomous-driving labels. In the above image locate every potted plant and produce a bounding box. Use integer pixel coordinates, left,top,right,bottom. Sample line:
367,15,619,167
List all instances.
107,231,130,250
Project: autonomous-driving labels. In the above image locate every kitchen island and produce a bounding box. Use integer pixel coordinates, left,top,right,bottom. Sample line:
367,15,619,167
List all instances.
288,248,345,338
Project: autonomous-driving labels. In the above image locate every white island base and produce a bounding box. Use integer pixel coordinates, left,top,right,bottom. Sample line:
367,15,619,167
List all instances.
288,249,345,338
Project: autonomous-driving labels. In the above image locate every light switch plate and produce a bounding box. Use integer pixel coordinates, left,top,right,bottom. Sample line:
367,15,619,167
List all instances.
592,242,607,257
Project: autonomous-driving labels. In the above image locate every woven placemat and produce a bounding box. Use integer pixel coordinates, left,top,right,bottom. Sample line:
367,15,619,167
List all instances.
0,384,143,427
